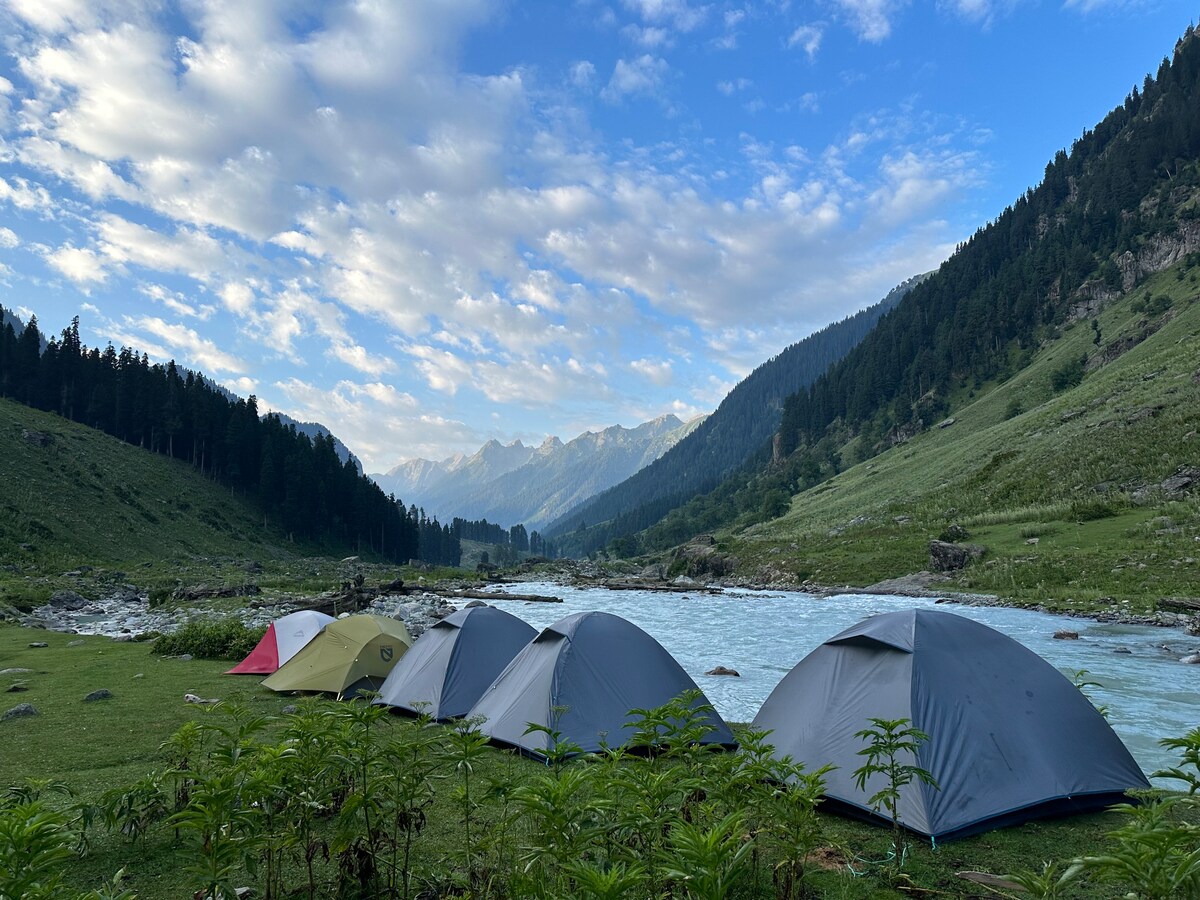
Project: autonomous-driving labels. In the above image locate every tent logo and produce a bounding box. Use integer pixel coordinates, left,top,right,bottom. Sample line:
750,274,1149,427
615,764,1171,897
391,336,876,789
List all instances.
380,645,394,662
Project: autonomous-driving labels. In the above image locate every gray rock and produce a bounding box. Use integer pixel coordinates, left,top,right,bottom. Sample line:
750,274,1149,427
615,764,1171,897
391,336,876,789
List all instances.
1113,647,1132,654
705,666,741,677
2,703,38,720
49,589,89,610
0,668,33,676
1053,630,1080,640
28,641,49,648
1181,653,1200,664
464,599,489,608
83,689,113,702
5,684,29,693
21,429,53,447
282,704,299,715
67,640,85,647
929,540,985,572
177,654,194,661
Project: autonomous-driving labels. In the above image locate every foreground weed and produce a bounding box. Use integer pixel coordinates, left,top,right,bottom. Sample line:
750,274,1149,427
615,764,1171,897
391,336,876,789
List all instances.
852,717,939,880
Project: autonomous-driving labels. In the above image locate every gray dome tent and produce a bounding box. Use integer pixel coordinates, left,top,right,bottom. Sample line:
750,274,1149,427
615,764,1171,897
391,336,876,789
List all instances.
752,608,1149,840
373,606,536,720
468,610,736,760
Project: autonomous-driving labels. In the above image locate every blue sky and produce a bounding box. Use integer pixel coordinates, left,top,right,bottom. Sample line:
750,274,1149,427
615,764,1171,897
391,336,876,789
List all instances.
0,1,1192,471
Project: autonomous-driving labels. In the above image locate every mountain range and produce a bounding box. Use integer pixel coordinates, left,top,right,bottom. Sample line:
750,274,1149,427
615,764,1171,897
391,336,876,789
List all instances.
371,414,702,530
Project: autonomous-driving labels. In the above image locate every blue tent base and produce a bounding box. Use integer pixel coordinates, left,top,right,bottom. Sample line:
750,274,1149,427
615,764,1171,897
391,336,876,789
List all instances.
817,789,1141,843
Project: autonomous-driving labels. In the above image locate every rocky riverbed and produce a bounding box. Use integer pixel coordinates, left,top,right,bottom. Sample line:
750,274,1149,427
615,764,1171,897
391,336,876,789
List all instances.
17,585,461,641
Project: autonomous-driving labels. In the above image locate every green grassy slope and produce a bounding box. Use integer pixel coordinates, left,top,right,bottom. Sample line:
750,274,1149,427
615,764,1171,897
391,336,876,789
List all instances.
0,398,313,606
733,265,1200,613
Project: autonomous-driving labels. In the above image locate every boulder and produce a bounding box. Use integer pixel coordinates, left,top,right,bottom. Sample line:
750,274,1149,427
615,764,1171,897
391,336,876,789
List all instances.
1181,653,1200,665
28,641,48,648
672,534,738,578
705,666,741,677
5,684,28,693
0,668,33,676
463,599,489,609
2,703,38,721
67,639,86,647
83,689,113,702
1053,630,1080,640
928,540,985,572
1161,466,1200,498
21,429,53,447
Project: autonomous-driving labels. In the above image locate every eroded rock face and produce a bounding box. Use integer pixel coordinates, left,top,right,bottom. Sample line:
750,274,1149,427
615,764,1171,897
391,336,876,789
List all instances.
928,540,985,572
671,534,738,579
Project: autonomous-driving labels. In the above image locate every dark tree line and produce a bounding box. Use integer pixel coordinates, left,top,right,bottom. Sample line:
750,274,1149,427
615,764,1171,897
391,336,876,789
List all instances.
451,516,555,558
0,312,462,565
780,26,1200,457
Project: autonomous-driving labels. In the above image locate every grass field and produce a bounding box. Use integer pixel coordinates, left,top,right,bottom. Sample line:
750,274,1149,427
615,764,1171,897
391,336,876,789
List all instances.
3,624,1196,899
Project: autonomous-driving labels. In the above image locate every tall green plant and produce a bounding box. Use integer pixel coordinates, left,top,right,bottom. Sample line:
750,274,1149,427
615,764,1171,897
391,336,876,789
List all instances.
852,717,938,879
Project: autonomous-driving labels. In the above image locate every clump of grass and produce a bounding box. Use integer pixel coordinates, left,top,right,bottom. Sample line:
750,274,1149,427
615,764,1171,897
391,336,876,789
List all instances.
151,618,265,660
1017,524,1059,539
960,502,1074,528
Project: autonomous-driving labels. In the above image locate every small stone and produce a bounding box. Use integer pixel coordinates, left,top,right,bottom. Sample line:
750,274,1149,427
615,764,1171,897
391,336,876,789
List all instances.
133,673,144,679
67,640,85,647
0,668,33,676
1025,537,1040,545
5,684,28,693
184,693,220,705
281,704,299,715
2,703,38,721
1053,630,1080,640
705,666,741,677
83,689,113,702
1113,647,1132,654
28,642,48,648
177,654,193,661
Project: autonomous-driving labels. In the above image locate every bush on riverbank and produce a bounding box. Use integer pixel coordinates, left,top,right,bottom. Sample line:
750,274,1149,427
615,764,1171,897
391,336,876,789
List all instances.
150,618,265,660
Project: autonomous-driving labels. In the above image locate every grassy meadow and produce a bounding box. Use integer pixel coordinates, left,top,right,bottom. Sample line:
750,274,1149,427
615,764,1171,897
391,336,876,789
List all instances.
3,625,1198,899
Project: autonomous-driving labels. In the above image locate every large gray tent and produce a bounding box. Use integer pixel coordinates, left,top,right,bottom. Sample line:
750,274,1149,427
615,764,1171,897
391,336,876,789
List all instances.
752,608,1149,840
468,611,736,759
373,606,536,720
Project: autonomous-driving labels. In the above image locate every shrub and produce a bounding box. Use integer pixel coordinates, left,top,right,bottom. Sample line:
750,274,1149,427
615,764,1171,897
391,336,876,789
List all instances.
1069,498,1120,522
151,619,265,660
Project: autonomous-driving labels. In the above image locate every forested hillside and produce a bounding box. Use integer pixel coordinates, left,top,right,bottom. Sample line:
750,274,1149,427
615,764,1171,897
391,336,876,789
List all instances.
545,275,926,556
0,312,460,565
779,29,1200,458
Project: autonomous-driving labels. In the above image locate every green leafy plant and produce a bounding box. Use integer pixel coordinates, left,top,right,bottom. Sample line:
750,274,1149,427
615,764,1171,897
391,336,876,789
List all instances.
151,618,265,660
852,717,939,879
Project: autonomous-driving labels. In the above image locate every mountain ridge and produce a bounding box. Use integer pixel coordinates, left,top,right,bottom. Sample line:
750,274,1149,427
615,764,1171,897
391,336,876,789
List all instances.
371,414,701,529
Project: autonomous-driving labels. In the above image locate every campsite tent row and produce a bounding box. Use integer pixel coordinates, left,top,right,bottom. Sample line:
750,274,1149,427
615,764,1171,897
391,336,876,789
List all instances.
229,605,1149,839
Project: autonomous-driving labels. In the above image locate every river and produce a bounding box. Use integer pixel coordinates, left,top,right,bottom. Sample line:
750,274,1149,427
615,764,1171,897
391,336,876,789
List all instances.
483,582,1199,782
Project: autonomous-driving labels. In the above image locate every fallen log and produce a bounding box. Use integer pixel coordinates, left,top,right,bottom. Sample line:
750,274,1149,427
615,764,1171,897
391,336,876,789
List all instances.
434,588,563,603
601,581,723,594
1159,597,1200,612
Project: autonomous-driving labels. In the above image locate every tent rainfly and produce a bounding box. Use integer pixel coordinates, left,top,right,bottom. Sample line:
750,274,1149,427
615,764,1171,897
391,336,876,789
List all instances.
752,608,1150,840
373,605,536,719
226,609,335,675
261,614,413,699
467,610,736,760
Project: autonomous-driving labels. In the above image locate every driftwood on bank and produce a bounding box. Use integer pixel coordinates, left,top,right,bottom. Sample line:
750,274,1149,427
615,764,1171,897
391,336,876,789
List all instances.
431,588,563,604
600,581,724,594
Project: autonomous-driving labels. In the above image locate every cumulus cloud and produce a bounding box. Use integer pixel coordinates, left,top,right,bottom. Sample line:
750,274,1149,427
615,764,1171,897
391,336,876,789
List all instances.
0,227,19,248
46,244,108,284
602,55,670,102
123,315,248,374
833,0,907,42
788,24,823,60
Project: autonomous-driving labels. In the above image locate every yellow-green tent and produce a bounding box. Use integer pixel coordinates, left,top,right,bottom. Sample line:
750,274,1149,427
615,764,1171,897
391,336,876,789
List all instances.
261,615,413,699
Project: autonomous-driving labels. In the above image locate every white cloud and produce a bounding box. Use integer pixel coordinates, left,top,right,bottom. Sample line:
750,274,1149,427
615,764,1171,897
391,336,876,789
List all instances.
621,0,708,32
718,78,752,96
833,0,907,42
123,315,248,374
0,176,55,213
602,55,670,102
788,24,823,59
570,60,597,89
630,357,674,385
46,244,108,284
0,227,19,248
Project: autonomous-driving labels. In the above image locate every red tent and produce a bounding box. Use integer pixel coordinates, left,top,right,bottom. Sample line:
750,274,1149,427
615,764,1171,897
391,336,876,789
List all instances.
226,610,335,675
